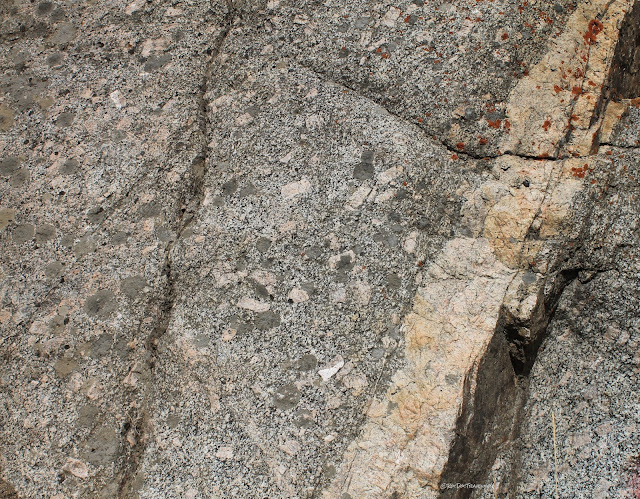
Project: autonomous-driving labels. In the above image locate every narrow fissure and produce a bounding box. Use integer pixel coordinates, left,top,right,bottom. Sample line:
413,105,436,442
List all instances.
298,63,582,163
116,6,237,496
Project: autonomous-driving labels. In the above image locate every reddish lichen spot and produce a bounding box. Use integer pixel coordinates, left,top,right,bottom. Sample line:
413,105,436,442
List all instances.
479,137,488,145
542,120,552,131
553,84,562,94
502,32,509,40
456,142,465,150
503,119,511,131
381,52,389,59
572,86,583,99
451,153,459,160
487,119,501,129
570,163,589,178
584,19,604,45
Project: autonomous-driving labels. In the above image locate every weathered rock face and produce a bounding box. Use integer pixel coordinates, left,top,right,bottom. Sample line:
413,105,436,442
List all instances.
478,101,640,497
0,0,231,496
0,1,638,498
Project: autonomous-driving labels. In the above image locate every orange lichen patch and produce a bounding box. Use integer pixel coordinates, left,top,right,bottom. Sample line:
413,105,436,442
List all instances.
542,120,551,131
479,137,488,145
487,119,501,129
570,163,590,178
456,142,465,150
451,153,459,160
583,19,604,45
502,32,509,40
572,86,583,98
553,84,563,93
503,119,511,131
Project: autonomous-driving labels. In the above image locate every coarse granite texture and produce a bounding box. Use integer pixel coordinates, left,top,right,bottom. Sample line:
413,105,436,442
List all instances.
0,0,232,497
0,0,639,498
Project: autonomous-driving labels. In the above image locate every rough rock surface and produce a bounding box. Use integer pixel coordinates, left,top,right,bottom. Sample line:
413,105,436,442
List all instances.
0,0,639,498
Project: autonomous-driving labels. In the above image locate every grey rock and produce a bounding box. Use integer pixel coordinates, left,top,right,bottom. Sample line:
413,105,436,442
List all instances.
35,224,55,242
11,224,34,244
273,383,301,410
84,290,117,318
0,0,638,498
0,156,20,176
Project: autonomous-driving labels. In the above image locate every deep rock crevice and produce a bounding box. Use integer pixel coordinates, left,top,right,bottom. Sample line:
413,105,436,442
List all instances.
591,0,640,151
605,0,640,102
438,264,609,498
438,1,640,494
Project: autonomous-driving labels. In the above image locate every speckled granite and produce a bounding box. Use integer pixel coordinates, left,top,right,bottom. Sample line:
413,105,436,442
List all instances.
1,0,639,498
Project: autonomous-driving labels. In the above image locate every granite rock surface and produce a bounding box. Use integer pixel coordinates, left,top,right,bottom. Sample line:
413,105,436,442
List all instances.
1,0,639,498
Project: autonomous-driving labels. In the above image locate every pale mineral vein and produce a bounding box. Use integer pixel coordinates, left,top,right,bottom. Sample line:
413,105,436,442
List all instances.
325,1,630,496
